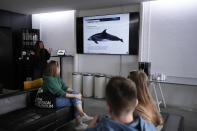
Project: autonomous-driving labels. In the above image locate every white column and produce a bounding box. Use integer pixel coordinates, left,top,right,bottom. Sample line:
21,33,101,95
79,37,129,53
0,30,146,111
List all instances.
139,2,151,62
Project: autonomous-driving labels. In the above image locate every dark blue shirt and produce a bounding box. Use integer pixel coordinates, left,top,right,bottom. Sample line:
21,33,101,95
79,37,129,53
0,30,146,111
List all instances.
86,116,156,131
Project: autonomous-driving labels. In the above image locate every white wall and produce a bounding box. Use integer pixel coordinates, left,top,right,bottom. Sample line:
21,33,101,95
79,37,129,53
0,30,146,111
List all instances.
32,11,75,55
32,11,75,87
77,54,138,76
141,1,197,110
141,1,197,78
76,4,140,77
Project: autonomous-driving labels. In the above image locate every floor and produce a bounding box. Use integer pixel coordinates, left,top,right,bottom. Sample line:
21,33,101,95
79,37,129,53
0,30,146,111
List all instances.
56,98,107,131
160,105,197,131
57,97,197,131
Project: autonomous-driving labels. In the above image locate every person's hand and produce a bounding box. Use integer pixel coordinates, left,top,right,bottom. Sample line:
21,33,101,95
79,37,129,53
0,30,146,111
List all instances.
88,115,99,128
30,50,35,55
75,93,82,99
48,48,52,54
67,87,74,92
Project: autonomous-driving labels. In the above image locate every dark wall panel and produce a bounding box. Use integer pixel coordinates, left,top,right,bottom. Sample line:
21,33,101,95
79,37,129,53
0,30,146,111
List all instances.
0,11,11,27
0,9,32,90
0,27,12,90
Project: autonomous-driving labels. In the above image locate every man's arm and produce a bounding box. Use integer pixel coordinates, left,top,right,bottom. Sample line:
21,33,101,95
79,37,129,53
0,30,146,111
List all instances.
88,115,99,128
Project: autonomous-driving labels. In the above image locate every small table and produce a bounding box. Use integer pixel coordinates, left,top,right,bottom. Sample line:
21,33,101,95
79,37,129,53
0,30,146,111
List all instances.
150,80,166,112
150,76,197,112
51,55,74,78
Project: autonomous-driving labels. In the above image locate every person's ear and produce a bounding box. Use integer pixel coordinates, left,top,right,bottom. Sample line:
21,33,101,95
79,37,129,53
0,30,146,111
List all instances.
135,99,138,107
106,101,112,114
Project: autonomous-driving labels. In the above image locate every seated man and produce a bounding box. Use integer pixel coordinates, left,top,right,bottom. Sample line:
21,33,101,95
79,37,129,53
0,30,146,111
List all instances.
86,77,156,131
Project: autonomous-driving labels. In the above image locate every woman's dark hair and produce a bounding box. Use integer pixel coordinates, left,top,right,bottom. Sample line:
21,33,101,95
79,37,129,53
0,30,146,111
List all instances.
34,41,44,55
106,77,137,117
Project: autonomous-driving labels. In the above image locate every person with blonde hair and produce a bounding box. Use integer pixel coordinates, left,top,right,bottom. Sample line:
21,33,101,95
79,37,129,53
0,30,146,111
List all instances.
128,70,163,127
41,60,92,130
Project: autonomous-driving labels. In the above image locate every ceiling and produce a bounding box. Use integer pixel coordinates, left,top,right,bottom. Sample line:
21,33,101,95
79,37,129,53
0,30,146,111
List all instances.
0,0,152,14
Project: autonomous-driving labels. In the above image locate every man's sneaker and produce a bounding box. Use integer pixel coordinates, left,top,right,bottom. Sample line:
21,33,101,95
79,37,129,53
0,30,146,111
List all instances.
75,122,88,130
80,113,93,122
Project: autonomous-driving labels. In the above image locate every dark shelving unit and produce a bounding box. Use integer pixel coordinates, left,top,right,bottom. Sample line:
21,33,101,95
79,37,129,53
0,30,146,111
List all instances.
21,28,40,50
19,28,40,81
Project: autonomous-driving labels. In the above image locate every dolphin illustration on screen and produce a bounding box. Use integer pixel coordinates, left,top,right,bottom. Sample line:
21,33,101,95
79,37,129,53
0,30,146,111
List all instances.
88,29,123,44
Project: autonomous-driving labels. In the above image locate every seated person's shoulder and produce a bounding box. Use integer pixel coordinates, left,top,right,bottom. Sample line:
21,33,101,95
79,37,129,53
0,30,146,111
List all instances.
138,116,156,131
86,116,156,131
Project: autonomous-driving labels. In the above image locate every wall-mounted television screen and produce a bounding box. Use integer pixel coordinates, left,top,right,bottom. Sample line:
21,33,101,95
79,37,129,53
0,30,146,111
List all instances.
76,12,139,55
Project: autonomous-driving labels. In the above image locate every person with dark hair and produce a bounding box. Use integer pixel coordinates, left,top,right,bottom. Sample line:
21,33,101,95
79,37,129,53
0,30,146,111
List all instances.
86,77,156,131
41,60,93,130
30,41,52,79
128,70,163,127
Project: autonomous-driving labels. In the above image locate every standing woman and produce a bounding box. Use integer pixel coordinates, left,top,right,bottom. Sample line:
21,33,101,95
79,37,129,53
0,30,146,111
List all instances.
42,60,92,130
128,70,163,127
31,41,52,79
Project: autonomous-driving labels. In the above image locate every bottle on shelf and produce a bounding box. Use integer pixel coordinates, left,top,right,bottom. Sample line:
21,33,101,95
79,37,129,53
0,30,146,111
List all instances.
22,29,26,40
25,29,29,40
